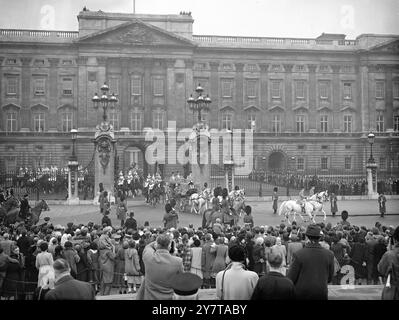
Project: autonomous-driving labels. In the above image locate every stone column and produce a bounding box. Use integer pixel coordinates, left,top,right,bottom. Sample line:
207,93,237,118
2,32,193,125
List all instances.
143,58,153,127
259,63,269,131
307,64,317,131
120,58,130,128
0,57,3,130
331,65,341,132
234,63,244,129
385,66,393,130
284,64,294,132
166,59,177,124
360,65,370,132
48,58,60,130
20,57,32,130
209,61,220,129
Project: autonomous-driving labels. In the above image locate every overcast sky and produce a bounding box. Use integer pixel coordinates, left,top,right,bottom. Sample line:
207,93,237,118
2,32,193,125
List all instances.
0,0,398,38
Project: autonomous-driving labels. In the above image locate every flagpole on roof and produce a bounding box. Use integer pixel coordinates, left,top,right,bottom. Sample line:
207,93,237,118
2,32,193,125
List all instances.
133,0,136,14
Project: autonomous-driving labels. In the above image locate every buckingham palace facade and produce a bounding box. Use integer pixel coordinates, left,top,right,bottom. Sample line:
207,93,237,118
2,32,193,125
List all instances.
0,10,398,177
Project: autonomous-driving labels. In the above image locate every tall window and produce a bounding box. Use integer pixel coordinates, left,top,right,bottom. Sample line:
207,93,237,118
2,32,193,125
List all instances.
345,157,352,170
321,157,329,170
271,81,281,98
394,115,399,132
343,82,352,99
221,80,233,97
246,80,257,98
394,82,399,99
109,111,119,131
33,112,45,132
6,77,18,95
320,115,328,133
376,113,384,132
61,111,73,132
62,78,73,96
295,81,305,99
153,110,164,130
375,81,385,99
247,113,256,130
108,77,120,96
6,111,18,132
297,157,305,171
153,78,164,96
34,78,46,96
131,76,142,96
343,115,353,133
130,109,143,131
221,113,233,130
379,157,386,171
272,114,281,133
296,115,305,133
319,81,329,99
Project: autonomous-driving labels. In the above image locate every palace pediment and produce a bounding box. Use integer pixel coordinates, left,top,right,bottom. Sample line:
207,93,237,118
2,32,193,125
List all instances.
75,19,195,47
368,39,399,53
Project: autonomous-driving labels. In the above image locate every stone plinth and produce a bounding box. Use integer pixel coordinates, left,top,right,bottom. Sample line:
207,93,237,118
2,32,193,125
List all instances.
189,125,211,189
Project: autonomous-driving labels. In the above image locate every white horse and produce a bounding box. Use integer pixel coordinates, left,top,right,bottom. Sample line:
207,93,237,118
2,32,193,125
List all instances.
278,191,329,224
190,192,210,215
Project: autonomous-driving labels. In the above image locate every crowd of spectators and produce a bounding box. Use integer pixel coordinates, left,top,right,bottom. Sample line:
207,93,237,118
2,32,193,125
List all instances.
249,170,399,196
0,206,397,300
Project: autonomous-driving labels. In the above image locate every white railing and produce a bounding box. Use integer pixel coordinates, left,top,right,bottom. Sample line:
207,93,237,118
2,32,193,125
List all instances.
0,29,79,38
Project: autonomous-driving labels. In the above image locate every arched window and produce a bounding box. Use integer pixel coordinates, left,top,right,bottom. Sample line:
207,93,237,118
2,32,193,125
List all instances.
244,106,261,131
219,106,234,130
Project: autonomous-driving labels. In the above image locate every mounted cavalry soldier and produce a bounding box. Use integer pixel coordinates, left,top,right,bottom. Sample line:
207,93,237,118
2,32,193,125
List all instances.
19,193,31,221
3,188,20,217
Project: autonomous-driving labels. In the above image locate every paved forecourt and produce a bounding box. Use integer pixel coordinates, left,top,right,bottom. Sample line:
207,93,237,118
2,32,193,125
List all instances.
38,199,399,229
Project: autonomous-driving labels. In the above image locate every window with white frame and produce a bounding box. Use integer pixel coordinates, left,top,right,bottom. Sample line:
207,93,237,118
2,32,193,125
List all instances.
394,115,399,132
6,77,18,95
343,114,353,133
376,113,384,132
221,80,233,98
321,157,329,170
272,114,281,133
319,81,330,99
296,115,305,133
247,64,257,72
33,112,45,132
394,82,399,99
375,81,385,99
6,58,17,65
34,78,46,96
320,115,328,133
246,80,257,98
247,113,256,130
153,78,164,96
130,109,143,131
131,76,142,96
295,81,305,99
6,111,18,132
109,111,120,131
108,77,120,96
379,157,386,171
61,111,73,132
152,109,164,130
271,81,281,98
62,78,73,95
344,157,352,170
296,65,305,72
221,112,233,130
343,82,352,99
297,157,305,171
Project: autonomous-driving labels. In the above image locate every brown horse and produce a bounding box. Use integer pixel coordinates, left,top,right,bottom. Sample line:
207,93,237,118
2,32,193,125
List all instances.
4,199,50,226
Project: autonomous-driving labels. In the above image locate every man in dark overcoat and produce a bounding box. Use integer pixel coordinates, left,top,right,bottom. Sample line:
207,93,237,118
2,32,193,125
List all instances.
287,224,334,300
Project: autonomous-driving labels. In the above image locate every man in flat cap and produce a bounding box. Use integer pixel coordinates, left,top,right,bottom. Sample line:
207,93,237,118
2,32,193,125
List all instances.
170,272,203,300
287,224,334,300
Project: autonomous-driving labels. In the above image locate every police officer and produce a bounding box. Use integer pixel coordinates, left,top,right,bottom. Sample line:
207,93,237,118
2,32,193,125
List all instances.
19,194,31,220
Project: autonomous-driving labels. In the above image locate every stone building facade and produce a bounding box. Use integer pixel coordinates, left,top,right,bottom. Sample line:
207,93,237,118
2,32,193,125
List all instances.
0,10,398,178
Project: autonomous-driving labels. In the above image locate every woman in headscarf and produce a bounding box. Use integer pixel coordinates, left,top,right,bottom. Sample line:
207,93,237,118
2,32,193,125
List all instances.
124,240,141,293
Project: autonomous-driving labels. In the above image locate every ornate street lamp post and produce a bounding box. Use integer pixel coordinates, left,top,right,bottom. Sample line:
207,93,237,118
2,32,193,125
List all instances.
67,129,79,204
92,83,118,123
187,84,212,188
366,132,378,197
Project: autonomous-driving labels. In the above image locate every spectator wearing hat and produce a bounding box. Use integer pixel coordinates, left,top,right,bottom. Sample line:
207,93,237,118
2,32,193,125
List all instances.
124,240,141,293
251,249,295,300
212,218,224,236
272,237,287,273
116,192,128,227
2,245,25,300
252,237,265,276
0,233,14,256
366,228,380,284
202,233,217,288
98,227,116,296
63,241,80,279
170,272,203,300
19,194,31,221
124,212,137,231
86,242,100,293
287,224,334,300
45,258,95,300
215,245,258,300
136,234,184,300
378,226,399,295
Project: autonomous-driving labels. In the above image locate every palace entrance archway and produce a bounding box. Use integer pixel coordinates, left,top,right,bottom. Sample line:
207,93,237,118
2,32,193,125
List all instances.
268,151,286,171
